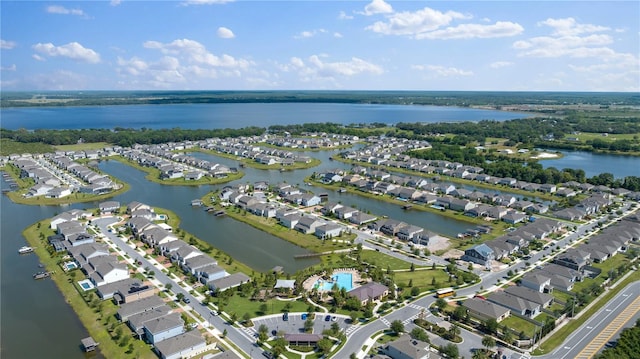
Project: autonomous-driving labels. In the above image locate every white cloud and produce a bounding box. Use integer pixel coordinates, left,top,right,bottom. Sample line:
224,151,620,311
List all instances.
46,5,86,17
514,34,613,58
217,27,235,39
338,11,354,20
490,61,514,69
366,7,469,36
422,65,473,77
181,0,234,5
362,0,393,16
283,55,383,83
110,0,121,6
1,39,17,49
143,38,252,69
32,42,101,63
32,54,45,61
538,17,609,36
1,64,17,71
294,29,327,39
333,32,343,38
416,21,523,39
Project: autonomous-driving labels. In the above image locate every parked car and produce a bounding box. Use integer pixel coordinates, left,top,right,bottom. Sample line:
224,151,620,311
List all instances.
282,312,288,321
182,297,190,304
331,316,337,322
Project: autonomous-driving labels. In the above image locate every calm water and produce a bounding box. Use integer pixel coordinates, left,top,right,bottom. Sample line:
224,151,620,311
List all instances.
540,149,640,179
1,102,635,358
1,103,527,130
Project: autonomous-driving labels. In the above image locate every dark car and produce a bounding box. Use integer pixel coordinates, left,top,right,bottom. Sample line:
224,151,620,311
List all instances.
182,297,190,304
325,315,331,321
282,312,288,321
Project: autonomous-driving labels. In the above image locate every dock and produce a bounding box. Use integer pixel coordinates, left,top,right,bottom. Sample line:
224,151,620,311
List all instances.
33,271,52,280
81,336,99,352
402,204,413,210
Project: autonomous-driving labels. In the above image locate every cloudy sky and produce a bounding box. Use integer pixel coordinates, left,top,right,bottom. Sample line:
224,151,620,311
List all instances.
1,0,638,91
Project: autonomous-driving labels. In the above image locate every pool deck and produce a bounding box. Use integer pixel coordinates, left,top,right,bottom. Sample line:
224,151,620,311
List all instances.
302,268,362,292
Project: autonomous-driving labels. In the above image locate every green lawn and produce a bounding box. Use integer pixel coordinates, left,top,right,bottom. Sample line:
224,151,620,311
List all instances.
572,255,629,294
551,290,575,304
359,250,424,271
501,316,538,338
222,295,309,320
393,268,452,290
54,142,111,151
564,132,639,142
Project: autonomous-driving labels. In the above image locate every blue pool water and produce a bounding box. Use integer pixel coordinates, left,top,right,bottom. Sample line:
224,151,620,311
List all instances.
80,282,91,290
64,262,78,270
314,272,353,291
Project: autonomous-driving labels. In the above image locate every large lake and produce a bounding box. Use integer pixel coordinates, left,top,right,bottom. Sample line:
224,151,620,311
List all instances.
540,149,639,179
1,103,527,130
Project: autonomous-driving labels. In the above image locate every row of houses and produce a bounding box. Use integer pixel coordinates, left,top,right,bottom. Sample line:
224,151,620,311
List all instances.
265,135,355,149
116,294,212,359
219,183,349,240
340,136,640,201
11,153,115,198
462,218,566,269
125,202,251,292
199,138,313,166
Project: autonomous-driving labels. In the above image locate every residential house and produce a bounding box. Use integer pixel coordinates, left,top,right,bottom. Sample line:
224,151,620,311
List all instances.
143,312,185,344
208,272,251,292
462,298,510,323
488,292,541,318
462,244,495,267
504,286,554,308
315,224,343,239
519,273,552,293
117,295,166,321
154,331,207,359
382,334,432,359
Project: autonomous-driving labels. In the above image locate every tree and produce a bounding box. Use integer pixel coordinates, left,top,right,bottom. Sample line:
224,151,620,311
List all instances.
316,337,333,355
350,311,359,324
435,298,447,311
482,335,496,353
242,312,251,324
441,343,459,358
304,316,314,332
411,286,420,297
452,306,467,321
483,318,499,334
410,327,429,342
410,262,416,272
390,319,404,335
259,303,268,315
257,324,268,342
222,328,228,338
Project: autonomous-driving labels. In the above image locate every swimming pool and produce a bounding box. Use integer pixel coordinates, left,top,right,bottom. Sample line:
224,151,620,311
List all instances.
77,279,95,291
314,272,353,291
63,261,78,270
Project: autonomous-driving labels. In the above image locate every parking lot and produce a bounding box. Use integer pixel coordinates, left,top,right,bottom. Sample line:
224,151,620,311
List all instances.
252,313,352,338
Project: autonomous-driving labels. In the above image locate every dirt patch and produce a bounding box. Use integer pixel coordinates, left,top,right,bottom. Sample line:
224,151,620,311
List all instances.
441,249,464,260
426,235,451,253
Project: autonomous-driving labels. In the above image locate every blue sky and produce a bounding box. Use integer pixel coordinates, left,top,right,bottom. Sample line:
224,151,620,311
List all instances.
1,0,638,91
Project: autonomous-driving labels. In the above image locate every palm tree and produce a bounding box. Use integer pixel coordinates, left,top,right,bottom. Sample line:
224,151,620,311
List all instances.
481,335,496,354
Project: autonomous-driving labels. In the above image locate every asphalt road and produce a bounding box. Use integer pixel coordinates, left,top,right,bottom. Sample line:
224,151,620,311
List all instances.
540,280,640,359
93,217,260,358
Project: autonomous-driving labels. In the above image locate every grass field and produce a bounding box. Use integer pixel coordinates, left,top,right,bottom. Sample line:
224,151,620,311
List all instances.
223,295,309,320
501,315,538,338
54,142,111,151
0,138,55,156
564,132,639,142
359,250,425,271
393,268,452,290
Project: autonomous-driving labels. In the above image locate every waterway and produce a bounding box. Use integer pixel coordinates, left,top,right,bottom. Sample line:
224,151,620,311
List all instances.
1,102,527,130
540,149,640,179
